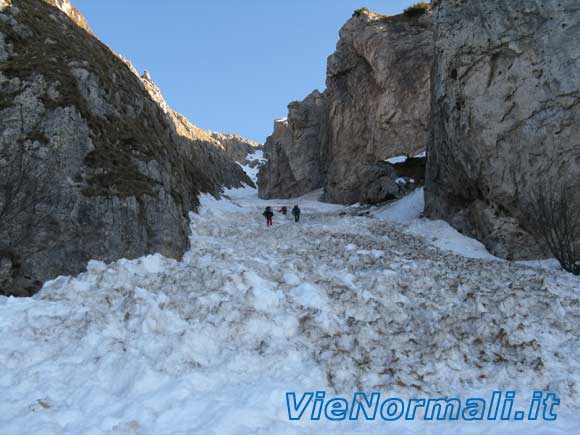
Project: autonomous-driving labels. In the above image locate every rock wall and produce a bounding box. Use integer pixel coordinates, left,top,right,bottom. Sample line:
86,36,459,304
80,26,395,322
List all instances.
258,90,326,199
323,8,433,204
425,0,580,259
0,0,250,296
258,9,433,204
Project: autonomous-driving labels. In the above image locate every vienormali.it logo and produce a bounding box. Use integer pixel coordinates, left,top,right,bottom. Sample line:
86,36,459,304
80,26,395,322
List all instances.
285,391,560,422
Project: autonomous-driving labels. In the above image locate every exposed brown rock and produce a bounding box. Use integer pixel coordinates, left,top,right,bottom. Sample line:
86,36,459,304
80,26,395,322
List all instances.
140,71,255,188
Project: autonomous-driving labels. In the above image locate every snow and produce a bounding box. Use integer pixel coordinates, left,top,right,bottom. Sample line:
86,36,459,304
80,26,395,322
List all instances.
374,189,497,260
237,149,267,184
246,149,266,163
1,186,579,434
373,188,425,224
385,151,426,165
386,155,408,164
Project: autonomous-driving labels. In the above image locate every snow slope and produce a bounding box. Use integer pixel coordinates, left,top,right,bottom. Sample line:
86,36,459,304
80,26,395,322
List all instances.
237,150,267,184
1,187,579,434
374,189,497,260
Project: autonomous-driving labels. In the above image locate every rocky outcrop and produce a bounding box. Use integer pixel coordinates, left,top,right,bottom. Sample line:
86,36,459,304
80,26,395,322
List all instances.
425,0,580,259
323,9,432,204
0,0,250,296
258,9,433,204
258,90,326,199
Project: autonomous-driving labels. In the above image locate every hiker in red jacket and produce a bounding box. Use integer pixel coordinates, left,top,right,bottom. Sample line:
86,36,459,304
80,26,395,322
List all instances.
263,206,274,227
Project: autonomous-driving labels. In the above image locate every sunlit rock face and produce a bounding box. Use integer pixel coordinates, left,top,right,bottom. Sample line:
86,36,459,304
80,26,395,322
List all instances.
45,0,92,33
258,9,433,204
323,9,432,205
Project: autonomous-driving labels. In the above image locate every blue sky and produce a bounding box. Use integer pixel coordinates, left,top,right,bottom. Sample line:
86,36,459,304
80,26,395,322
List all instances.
74,0,420,143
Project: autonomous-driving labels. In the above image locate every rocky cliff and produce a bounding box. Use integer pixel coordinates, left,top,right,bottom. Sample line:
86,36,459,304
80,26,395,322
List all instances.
323,8,432,204
258,8,433,204
425,0,580,259
0,0,251,296
258,90,326,199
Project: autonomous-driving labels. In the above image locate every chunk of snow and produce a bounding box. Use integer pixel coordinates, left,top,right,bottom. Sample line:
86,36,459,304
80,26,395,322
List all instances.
385,155,408,164
290,283,328,310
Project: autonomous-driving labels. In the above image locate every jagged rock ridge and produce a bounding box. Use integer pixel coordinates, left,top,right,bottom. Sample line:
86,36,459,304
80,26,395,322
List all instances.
140,71,255,188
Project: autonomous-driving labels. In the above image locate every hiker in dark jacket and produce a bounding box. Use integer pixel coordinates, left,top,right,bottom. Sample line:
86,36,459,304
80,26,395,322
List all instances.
279,206,288,216
291,205,301,223
263,206,274,227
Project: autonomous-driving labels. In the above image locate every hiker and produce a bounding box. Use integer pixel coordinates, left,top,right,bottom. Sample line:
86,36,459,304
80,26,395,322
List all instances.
292,205,301,223
279,206,288,216
263,206,274,227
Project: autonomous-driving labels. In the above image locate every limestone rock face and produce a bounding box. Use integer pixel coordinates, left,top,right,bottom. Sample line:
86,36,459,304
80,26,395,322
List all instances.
258,9,433,204
0,0,249,296
323,9,433,204
258,90,326,199
425,0,580,259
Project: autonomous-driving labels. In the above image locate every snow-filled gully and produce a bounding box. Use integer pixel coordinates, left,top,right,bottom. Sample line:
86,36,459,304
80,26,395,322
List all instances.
1,191,579,434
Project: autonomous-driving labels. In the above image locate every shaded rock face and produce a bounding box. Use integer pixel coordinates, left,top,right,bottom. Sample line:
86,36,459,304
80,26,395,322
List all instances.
258,10,432,204
0,0,249,296
324,10,433,204
258,90,326,199
425,0,580,260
